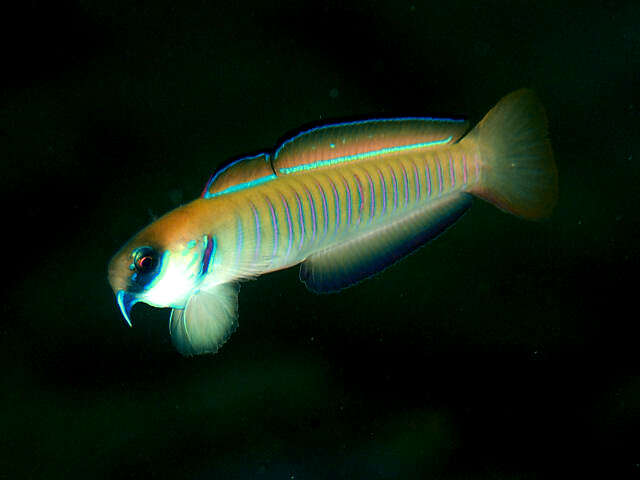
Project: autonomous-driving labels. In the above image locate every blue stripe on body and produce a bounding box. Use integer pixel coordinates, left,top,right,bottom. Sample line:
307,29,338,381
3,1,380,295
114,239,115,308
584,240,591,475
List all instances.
304,185,317,245
449,153,456,187
316,181,329,239
377,168,387,217
265,196,279,258
295,192,305,250
342,176,352,227
390,167,398,213
365,171,375,224
235,216,243,269
249,202,261,261
280,193,293,259
200,235,216,277
327,178,340,236
353,174,364,226
436,155,444,195
401,164,409,208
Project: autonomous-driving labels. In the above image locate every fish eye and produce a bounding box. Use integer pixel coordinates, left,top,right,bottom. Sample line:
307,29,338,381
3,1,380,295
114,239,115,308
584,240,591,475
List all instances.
132,246,158,274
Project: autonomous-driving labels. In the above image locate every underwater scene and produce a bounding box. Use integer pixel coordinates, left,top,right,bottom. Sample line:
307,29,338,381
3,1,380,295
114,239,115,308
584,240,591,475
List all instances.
3,1,639,478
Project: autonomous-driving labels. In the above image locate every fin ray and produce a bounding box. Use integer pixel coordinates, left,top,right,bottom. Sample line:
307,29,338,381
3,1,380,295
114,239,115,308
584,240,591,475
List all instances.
274,118,469,175
169,283,239,355
462,89,557,219
202,153,275,199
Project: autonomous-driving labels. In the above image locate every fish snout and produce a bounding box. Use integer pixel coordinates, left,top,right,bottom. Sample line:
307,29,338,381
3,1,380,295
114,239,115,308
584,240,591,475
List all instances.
107,245,137,296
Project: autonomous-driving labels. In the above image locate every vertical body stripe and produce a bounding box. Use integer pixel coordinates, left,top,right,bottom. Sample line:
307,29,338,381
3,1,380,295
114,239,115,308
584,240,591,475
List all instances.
304,185,317,245
425,163,432,197
377,168,387,216
449,153,456,187
265,196,279,258
200,235,215,277
316,181,329,238
365,171,375,223
353,174,364,225
401,163,409,208
280,193,293,259
342,176,352,226
249,202,261,261
435,155,444,195
295,191,305,250
390,167,398,213
327,177,340,235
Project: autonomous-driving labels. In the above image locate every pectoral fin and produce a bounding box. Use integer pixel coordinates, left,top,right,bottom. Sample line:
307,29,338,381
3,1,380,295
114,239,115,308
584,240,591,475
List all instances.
169,283,240,355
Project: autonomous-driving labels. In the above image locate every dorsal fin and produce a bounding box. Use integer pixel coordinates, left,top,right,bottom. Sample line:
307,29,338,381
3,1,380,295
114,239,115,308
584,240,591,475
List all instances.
300,193,472,293
273,117,469,175
202,153,276,199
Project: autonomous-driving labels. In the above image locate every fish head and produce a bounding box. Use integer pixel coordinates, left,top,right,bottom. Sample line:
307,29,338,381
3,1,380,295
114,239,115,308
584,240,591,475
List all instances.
108,204,213,326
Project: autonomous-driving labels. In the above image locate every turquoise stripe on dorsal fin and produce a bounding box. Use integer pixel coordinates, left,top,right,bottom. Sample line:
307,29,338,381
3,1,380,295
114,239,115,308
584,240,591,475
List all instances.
273,117,469,175
299,193,472,293
202,153,276,199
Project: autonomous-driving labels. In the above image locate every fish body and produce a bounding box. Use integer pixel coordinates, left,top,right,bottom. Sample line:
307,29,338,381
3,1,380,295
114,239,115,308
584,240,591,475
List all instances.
108,89,557,355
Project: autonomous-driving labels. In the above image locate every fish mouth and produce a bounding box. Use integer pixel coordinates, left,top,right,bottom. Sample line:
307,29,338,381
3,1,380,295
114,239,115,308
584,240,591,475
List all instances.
116,291,139,327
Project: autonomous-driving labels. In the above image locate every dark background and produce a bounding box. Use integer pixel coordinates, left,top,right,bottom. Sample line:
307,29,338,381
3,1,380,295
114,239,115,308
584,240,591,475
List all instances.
2,0,639,478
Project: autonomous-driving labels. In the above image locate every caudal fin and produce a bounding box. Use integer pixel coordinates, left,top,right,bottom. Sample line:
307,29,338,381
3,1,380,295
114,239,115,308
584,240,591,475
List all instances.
462,89,558,219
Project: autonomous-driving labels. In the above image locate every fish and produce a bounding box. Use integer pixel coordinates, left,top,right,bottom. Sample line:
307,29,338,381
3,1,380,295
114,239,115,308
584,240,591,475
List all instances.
108,89,557,356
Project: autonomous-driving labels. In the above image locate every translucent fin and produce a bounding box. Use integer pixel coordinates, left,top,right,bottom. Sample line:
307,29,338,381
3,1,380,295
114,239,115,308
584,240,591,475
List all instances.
462,89,558,219
202,153,275,199
273,117,469,175
169,283,239,355
300,193,472,293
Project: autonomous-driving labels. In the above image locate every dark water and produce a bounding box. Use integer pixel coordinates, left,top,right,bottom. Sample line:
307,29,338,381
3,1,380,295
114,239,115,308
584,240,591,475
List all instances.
3,1,639,478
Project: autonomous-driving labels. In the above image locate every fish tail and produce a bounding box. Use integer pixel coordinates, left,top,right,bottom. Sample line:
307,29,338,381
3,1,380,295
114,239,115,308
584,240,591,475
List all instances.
462,89,558,219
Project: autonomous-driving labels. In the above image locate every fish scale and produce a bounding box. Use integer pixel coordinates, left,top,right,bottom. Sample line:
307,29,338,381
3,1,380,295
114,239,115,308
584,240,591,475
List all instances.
214,142,481,278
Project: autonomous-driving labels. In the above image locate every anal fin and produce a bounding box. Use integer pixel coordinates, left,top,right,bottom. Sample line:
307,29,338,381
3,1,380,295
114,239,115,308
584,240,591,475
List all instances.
300,193,472,293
